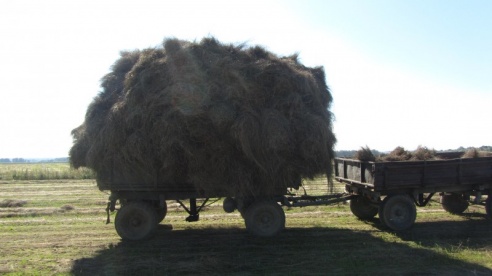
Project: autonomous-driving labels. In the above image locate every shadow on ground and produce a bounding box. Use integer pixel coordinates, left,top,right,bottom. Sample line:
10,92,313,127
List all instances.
361,211,492,247
71,219,492,275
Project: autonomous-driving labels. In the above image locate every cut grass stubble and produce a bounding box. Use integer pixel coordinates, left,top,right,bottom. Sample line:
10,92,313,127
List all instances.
0,180,491,275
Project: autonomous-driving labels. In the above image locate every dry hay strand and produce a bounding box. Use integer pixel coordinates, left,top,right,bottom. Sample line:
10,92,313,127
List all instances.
382,146,412,161
461,148,492,158
379,146,437,161
462,148,480,158
0,199,28,208
354,146,376,162
410,146,437,161
69,37,336,197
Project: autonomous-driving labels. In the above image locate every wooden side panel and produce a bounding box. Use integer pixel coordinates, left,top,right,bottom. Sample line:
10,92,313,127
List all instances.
336,157,492,193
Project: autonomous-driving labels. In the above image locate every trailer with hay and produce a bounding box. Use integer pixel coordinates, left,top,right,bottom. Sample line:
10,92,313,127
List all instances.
335,156,492,231
69,37,345,240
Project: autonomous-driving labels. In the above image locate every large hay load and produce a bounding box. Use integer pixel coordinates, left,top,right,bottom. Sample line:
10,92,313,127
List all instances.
70,37,336,197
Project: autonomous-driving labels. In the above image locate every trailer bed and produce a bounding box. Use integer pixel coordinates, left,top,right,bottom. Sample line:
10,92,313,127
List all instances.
335,157,492,193
334,157,492,231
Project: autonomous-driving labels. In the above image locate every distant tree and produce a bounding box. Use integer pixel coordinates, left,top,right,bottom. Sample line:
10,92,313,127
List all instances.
479,146,492,152
0,158,11,163
12,158,27,163
53,157,69,162
335,149,382,158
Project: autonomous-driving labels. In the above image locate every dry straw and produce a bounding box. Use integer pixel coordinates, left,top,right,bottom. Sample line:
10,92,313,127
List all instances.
70,37,336,197
462,148,492,158
355,146,439,162
353,146,376,162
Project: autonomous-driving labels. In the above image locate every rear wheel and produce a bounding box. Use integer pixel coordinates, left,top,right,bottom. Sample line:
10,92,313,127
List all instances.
350,195,378,220
223,197,237,213
486,196,492,219
441,193,469,214
115,201,157,241
155,201,168,224
379,195,416,231
244,200,285,237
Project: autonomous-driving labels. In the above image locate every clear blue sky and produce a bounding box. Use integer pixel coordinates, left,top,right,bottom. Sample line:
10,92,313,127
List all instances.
0,0,491,158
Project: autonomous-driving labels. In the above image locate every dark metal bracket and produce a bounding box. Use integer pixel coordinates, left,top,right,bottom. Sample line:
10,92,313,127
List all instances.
176,198,209,222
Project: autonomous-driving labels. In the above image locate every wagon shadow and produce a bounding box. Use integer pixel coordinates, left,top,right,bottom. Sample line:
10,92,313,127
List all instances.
71,225,492,275
358,212,492,249
396,215,492,247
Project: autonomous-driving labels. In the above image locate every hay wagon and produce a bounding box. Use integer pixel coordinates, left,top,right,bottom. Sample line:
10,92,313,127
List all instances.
102,173,350,241
335,156,492,231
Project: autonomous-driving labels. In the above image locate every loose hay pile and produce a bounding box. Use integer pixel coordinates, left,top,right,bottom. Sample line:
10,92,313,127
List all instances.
353,146,438,161
353,146,492,162
70,37,336,197
383,146,436,161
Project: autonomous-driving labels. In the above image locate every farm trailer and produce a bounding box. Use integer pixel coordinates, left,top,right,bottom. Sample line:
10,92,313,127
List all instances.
102,175,350,241
335,156,492,231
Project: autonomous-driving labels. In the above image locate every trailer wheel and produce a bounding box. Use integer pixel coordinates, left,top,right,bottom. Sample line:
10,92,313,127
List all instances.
223,197,237,213
486,196,492,219
350,196,378,220
115,201,157,241
440,194,469,214
155,201,168,224
379,195,416,231
245,200,285,237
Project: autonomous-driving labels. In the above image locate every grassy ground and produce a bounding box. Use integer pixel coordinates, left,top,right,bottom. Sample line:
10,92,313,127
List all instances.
1,180,491,275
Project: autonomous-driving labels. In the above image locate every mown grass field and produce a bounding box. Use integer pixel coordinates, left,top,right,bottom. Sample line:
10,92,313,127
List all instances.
0,163,94,180
0,165,491,275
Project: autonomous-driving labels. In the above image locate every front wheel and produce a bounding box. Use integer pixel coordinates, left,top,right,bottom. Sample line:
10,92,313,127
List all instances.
115,201,157,241
244,200,285,237
350,195,378,220
441,193,469,214
379,194,416,231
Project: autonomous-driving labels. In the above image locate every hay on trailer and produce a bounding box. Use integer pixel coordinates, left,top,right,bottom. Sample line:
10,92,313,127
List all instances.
381,146,436,161
461,148,492,158
353,146,376,162
69,37,336,197
379,146,412,161
410,146,437,161
462,148,480,158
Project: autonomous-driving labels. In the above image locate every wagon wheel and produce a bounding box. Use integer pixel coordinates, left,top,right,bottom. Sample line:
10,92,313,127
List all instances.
350,195,378,220
440,193,469,214
154,201,168,224
115,201,158,241
244,200,285,237
222,197,237,213
486,196,492,219
378,194,416,231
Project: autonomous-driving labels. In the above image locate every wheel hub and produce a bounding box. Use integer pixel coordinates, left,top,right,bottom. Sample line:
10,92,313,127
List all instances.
130,217,142,227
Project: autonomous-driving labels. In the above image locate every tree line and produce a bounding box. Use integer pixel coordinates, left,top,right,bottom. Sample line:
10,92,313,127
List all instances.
0,157,69,163
1,146,491,163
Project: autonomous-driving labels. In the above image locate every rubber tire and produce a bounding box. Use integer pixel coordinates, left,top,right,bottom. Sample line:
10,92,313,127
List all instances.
115,201,157,241
155,201,168,224
441,194,469,214
379,195,416,231
245,201,285,237
350,196,378,220
486,196,492,219
223,197,237,213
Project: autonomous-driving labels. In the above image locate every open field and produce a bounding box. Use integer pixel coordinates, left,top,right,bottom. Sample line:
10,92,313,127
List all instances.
0,163,94,180
1,179,492,275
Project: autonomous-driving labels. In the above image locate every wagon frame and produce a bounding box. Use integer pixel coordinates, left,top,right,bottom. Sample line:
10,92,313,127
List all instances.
335,157,492,231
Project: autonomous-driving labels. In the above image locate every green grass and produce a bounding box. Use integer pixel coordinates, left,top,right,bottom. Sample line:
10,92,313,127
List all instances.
0,163,94,180
0,180,491,275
